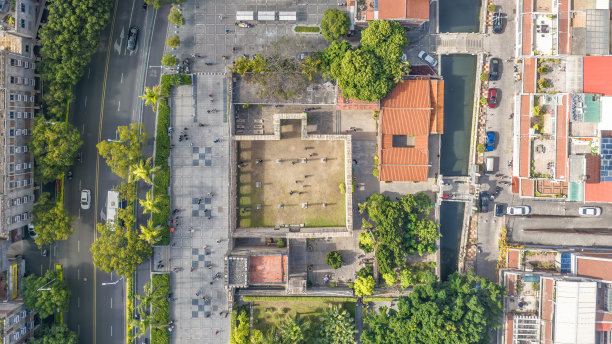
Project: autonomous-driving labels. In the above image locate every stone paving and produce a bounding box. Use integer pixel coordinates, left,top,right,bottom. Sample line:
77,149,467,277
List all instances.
166,75,231,343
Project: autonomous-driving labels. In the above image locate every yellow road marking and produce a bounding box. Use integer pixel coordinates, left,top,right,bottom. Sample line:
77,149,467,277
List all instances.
93,0,119,342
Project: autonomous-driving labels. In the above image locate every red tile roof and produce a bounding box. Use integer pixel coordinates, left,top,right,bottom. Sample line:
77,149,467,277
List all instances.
585,154,600,184
520,95,531,178
558,0,570,55
430,80,444,134
507,273,517,295
336,88,380,110
508,249,521,269
522,14,532,56
523,0,532,12
378,0,429,21
556,95,568,180
505,315,513,344
521,179,535,197
542,278,554,344
383,79,430,108
576,255,612,282
248,255,287,284
381,109,431,135
584,57,612,96
523,58,536,93
584,181,612,202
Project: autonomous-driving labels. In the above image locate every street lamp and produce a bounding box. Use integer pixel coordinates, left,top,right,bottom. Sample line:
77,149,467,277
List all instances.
43,121,57,125
101,277,124,286
37,278,56,291
106,139,127,143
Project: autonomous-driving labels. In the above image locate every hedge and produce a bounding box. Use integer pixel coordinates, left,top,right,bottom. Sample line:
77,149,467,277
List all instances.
150,274,170,344
153,74,192,246
126,276,134,344
241,296,396,302
294,26,320,33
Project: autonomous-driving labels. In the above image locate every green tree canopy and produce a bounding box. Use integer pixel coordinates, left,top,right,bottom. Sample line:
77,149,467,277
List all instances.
96,123,149,179
90,223,152,277
362,273,504,344
231,309,251,344
166,34,180,48
320,9,350,41
30,117,83,183
278,315,311,344
32,193,74,247
317,305,356,344
337,48,394,102
354,275,375,297
23,270,70,318
140,85,169,110
360,20,407,78
168,6,183,25
358,231,376,253
32,324,78,344
320,40,352,80
326,251,343,269
161,53,178,67
144,0,169,9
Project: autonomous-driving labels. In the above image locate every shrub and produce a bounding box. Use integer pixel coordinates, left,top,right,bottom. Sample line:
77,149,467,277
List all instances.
150,274,170,344
477,143,486,153
480,72,489,82
537,66,548,74
357,265,373,279
277,238,285,248
339,182,346,194
326,251,343,269
382,272,397,286
480,97,487,105
358,231,376,253
168,6,183,26
166,34,180,48
538,78,549,89
487,4,496,12
161,53,177,66
294,26,320,33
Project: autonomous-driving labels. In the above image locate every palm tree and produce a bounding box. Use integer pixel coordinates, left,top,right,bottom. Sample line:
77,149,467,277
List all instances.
130,157,161,185
139,85,168,109
278,315,311,344
139,218,162,244
129,313,166,338
139,190,161,214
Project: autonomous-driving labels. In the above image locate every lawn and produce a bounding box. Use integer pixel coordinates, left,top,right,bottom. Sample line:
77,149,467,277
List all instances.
252,301,355,332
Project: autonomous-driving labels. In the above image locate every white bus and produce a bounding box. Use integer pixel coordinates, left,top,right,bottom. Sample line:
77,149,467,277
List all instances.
106,191,120,228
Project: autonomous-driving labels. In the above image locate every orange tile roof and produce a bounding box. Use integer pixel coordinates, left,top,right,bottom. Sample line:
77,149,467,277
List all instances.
521,179,535,197
520,95,531,178
336,87,380,110
576,255,612,282
507,274,516,295
512,177,520,194
584,181,612,202
380,145,428,164
505,315,513,344
584,57,612,96
508,249,521,269
558,0,570,55
379,165,429,181
522,14,532,56
383,79,430,108
378,0,429,21
381,109,431,135
542,278,554,344
556,95,568,180
523,0,532,12
523,58,536,93
248,255,287,284
430,79,445,134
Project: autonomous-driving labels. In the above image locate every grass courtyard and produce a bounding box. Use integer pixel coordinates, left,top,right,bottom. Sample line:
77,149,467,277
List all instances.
237,121,346,227
251,300,356,332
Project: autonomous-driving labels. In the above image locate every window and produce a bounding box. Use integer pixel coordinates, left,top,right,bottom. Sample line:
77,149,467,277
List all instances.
9,76,14,84
24,61,28,68
14,215,20,223
23,145,28,152
22,163,27,169
15,146,21,153
22,196,28,203
17,60,22,67
24,45,29,53
15,164,20,171
20,19,25,28
29,95,34,102
9,94,13,101
30,79,35,86
23,129,28,135
16,94,21,101
9,129,14,136
21,3,25,12
21,180,26,187
9,182,14,189
10,58,14,66
392,135,415,148
9,111,14,119
28,163,32,169
9,164,14,172
21,213,27,220
17,112,21,119
15,129,21,136
9,146,14,154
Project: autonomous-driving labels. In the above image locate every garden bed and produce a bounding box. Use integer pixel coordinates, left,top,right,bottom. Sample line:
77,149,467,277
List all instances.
150,274,170,344
294,25,320,33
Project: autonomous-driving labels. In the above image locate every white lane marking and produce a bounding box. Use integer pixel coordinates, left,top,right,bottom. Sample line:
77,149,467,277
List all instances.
120,73,123,84
84,96,87,108
78,296,80,308
88,67,91,79
78,324,80,336
117,101,121,112
110,326,113,337
77,240,80,253
110,297,113,309
77,268,80,281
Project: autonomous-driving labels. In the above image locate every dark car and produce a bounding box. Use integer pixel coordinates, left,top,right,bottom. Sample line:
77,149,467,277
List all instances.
486,131,496,151
492,12,503,33
127,26,139,51
480,192,491,213
487,88,498,108
489,58,501,80
495,204,504,217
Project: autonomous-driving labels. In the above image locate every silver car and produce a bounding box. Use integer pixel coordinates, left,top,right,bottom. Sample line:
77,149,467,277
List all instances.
578,207,601,216
418,51,438,67
506,206,531,216
81,189,91,210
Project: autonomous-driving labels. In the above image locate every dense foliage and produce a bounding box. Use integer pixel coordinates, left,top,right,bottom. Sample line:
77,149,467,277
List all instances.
150,274,170,344
359,193,439,275
30,117,82,183
326,251,343,269
32,324,78,344
320,9,350,41
96,123,149,179
353,276,375,296
23,270,70,318
317,305,356,344
230,309,251,344
90,222,152,277
361,273,505,344
39,0,113,117
32,192,74,247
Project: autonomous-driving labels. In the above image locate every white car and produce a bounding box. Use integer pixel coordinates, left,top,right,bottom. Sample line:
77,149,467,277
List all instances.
578,206,601,216
506,206,531,216
28,224,37,238
81,189,91,210
418,51,438,67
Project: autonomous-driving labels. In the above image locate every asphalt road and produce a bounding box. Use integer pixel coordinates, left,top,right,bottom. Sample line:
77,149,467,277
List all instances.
18,1,169,343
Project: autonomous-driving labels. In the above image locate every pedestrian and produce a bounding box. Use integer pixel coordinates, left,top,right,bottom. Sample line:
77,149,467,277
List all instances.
196,290,200,297
353,128,357,132
345,129,349,133
190,266,194,272
225,29,230,33
215,330,220,335
353,159,358,165
216,239,221,243
309,153,313,157
203,245,208,250
209,94,213,97
208,265,213,270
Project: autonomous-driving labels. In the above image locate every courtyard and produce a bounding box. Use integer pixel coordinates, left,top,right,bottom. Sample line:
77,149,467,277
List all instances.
237,120,346,227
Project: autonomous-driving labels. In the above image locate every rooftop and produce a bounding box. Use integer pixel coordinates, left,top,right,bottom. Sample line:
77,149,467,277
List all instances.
584,57,612,96
377,0,429,21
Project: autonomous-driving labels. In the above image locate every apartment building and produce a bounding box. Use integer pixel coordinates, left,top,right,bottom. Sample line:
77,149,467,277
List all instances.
0,301,38,344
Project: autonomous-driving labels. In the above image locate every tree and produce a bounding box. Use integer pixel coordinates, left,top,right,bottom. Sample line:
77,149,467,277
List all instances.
32,193,74,247
139,217,163,244
231,309,251,344
23,270,70,319
161,53,178,66
320,40,352,79
129,315,166,338
326,251,343,269
278,315,311,344
32,324,78,344
168,6,183,26
131,281,166,338
382,272,397,286
130,157,160,185
90,223,153,277
337,48,394,102
361,273,505,344
96,123,149,179
140,190,161,214
144,0,168,9
353,275,375,296
30,117,83,183
320,9,350,41
166,34,180,48
317,305,356,344
358,231,376,253
360,20,408,80
140,85,169,110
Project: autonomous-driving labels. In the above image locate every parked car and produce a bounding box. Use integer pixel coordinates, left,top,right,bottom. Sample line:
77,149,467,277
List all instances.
489,58,501,80
81,189,91,210
418,51,438,67
236,21,252,28
495,204,504,217
127,26,139,51
578,207,602,216
486,131,496,151
487,88,498,108
492,12,503,33
507,205,531,216
28,224,37,238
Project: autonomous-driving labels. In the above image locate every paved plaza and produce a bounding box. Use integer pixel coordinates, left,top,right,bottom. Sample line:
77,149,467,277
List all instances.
165,74,231,343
